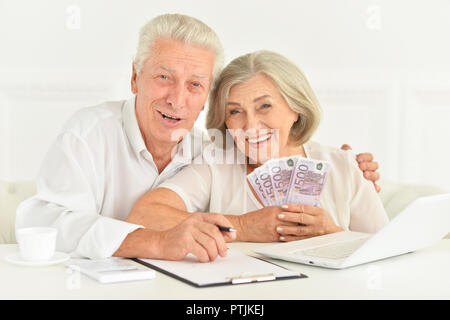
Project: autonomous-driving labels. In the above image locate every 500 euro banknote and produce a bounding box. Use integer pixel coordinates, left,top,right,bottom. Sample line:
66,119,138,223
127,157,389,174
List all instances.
266,156,297,205
285,158,330,206
247,165,277,206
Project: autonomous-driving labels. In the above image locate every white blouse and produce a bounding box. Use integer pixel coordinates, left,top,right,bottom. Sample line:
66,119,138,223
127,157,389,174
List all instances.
159,140,389,233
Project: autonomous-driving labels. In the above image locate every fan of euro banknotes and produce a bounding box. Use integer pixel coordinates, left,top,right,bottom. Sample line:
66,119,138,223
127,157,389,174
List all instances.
247,156,331,207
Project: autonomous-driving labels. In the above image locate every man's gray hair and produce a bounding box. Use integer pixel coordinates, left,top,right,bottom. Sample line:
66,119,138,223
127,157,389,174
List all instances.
133,13,224,80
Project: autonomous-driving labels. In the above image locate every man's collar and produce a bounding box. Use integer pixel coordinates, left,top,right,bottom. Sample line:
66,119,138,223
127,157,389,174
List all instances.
170,127,207,167
123,96,147,157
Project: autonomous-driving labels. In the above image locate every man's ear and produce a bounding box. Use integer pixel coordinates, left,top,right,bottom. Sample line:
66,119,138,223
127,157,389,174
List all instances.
131,63,138,94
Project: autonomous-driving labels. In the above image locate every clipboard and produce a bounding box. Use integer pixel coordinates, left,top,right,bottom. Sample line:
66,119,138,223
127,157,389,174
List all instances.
134,249,306,288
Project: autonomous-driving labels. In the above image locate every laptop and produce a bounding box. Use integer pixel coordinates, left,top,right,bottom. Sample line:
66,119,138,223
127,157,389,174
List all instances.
254,193,450,269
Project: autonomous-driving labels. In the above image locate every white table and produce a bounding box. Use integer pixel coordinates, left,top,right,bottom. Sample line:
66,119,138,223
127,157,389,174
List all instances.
1,240,450,299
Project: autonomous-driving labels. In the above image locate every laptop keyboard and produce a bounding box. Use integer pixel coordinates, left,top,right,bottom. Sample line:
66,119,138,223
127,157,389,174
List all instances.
293,238,369,260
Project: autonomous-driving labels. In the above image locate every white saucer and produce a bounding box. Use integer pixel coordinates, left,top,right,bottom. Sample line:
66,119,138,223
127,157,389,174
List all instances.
4,252,70,267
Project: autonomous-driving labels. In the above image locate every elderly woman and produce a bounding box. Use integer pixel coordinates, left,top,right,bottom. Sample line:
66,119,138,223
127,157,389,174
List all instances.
126,50,389,245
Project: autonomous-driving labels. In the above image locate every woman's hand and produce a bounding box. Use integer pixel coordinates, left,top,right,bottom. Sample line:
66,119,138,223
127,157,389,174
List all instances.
276,204,343,241
234,206,298,242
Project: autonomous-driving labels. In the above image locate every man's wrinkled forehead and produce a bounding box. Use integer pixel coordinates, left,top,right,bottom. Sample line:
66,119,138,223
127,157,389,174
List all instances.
146,38,215,79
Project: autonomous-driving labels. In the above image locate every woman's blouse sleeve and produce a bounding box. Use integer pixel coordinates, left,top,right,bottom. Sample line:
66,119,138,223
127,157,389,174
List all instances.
158,162,212,213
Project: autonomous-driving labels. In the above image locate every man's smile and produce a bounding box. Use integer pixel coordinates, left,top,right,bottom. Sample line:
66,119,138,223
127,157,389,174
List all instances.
158,110,182,121
156,109,184,126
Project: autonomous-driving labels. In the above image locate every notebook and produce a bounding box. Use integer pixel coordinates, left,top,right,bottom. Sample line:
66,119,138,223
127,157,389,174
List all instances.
135,249,305,287
255,193,450,269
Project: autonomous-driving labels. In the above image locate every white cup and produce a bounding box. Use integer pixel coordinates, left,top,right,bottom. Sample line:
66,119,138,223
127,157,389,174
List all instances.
16,227,58,261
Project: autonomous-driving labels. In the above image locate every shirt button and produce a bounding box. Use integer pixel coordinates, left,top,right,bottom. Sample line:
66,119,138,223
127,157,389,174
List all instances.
142,151,151,161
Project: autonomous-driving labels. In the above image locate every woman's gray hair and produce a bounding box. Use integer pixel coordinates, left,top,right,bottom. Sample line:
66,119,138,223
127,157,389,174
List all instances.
206,50,322,146
133,13,224,80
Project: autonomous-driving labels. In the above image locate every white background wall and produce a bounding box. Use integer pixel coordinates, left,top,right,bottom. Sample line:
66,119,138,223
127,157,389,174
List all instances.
1,0,450,191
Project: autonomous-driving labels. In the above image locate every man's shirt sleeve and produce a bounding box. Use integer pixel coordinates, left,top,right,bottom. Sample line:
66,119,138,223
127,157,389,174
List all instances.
15,131,143,259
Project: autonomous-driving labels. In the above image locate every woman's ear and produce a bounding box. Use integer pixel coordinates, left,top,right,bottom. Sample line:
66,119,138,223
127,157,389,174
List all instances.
289,114,302,139
292,114,301,128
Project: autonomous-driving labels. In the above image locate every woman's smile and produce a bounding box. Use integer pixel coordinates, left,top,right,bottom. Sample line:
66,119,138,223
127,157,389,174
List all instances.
246,131,274,147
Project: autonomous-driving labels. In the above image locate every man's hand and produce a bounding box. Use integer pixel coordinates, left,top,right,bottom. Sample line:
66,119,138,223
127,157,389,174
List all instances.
341,144,381,193
157,212,236,262
114,212,236,262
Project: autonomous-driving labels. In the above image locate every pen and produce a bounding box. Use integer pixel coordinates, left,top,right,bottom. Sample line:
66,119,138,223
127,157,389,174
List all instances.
217,225,237,232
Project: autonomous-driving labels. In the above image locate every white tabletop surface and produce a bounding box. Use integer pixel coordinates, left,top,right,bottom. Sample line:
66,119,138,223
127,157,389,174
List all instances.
1,240,450,299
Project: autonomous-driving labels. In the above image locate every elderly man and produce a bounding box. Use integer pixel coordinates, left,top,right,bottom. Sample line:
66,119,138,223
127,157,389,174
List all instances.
16,14,380,262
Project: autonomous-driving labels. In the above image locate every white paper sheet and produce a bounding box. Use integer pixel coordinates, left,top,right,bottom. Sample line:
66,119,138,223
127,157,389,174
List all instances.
137,249,302,287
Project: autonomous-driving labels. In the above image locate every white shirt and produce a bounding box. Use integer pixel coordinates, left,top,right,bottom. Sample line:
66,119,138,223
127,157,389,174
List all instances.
16,97,205,259
159,140,389,233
